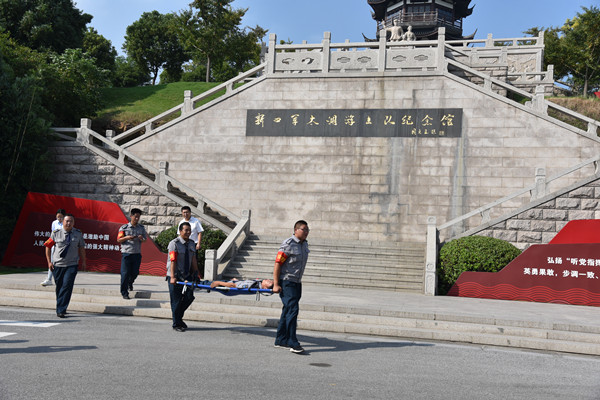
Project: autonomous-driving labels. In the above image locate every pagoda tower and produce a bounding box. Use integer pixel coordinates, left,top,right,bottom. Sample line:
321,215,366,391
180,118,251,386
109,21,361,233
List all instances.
367,0,475,40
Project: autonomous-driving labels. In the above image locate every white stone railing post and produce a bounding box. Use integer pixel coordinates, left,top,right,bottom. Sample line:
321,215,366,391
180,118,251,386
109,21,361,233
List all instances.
532,167,547,200
105,130,115,148
204,250,217,280
437,27,446,72
242,209,251,235
267,33,277,74
424,216,438,295
183,90,193,115
155,161,168,189
378,29,387,72
531,85,548,114
78,118,91,144
485,33,494,48
322,31,331,73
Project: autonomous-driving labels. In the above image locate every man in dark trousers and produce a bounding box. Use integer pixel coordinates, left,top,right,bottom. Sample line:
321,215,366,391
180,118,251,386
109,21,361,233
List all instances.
167,222,201,332
273,220,310,353
117,208,147,299
43,214,86,318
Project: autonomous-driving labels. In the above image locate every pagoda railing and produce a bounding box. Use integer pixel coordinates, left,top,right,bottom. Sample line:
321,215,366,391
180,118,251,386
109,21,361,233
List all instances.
378,11,462,31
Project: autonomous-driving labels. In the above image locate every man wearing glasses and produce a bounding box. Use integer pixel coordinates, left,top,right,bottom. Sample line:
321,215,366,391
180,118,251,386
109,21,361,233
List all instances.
273,220,310,354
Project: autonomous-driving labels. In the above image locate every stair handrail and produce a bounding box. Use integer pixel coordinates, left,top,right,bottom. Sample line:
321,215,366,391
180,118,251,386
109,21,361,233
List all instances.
51,121,241,232
444,58,600,135
204,210,251,280
438,154,600,233
113,63,267,146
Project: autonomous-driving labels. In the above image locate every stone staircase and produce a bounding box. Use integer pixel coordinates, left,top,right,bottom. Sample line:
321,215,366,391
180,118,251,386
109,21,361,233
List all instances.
2,275,600,356
221,235,426,292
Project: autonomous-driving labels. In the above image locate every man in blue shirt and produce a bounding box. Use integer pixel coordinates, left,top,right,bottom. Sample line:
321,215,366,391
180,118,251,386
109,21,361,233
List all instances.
273,220,310,353
43,214,86,318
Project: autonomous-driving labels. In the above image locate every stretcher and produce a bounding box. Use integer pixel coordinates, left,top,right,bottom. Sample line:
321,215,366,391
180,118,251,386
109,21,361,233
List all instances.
177,281,273,300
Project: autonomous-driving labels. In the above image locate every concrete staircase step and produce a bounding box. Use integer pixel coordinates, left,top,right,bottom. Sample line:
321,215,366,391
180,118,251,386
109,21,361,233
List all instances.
225,236,426,292
2,285,600,355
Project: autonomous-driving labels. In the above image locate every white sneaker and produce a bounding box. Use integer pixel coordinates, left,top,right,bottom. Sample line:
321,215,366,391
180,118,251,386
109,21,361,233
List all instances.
40,280,53,286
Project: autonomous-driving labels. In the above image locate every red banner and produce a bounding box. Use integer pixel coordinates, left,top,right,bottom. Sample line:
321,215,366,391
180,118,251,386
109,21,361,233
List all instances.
448,220,600,306
2,192,166,276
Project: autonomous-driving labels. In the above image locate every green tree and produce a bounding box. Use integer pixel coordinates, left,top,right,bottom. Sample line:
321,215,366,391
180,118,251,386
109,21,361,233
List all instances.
40,48,111,126
83,27,117,75
112,56,150,87
0,34,52,255
177,0,265,82
123,11,188,85
0,0,91,53
561,6,600,95
527,6,600,96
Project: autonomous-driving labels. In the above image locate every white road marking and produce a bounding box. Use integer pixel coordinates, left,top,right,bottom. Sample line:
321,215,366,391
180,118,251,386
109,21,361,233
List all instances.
0,332,16,338
0,320,60,328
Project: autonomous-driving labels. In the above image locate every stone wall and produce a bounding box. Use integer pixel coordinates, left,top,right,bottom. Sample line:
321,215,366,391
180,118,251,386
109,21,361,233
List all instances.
480,180,600,250
47,142,183,237
119,72,600,244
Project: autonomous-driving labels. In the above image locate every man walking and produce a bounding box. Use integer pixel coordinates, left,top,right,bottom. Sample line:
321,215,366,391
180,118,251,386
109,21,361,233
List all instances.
167,222,201,332
117,208,147,299
273,220,310,353
178,206,203,251
43,214,86,318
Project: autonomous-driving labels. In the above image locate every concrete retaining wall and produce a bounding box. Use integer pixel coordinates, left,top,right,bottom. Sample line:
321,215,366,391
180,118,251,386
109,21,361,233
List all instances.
47,72,600,244
47,143,182,236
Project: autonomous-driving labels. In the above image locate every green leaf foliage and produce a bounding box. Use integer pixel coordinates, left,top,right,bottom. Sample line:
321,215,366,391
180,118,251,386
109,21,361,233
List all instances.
123,11,187,85
155,225,227,277
526,6,600,95
437,236,521,295
0,33,52,257
0,0,91,53
177,0,266,82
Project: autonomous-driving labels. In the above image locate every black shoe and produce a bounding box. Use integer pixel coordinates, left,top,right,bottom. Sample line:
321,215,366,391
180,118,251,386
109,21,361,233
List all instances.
290,345,305,354
173,326,186,332
56,313,66,318
180,321,188,329
122,294,130,300
128,284,133,291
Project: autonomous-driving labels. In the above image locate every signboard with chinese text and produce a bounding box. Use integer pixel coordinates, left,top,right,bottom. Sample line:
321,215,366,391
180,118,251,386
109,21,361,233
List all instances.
2,192,166,276
246,109,462,137
448,220,600,306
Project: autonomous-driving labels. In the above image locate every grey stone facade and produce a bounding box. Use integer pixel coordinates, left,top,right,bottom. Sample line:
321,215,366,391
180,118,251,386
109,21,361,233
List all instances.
47,143,182,237
480,180,600,250
121,73,600,244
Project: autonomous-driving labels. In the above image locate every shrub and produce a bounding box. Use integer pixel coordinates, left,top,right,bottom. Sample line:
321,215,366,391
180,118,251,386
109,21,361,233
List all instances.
154,225,227,277
437,235,521,295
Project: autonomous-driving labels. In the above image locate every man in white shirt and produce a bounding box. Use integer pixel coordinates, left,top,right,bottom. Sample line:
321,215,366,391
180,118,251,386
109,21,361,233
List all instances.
178,206,203,250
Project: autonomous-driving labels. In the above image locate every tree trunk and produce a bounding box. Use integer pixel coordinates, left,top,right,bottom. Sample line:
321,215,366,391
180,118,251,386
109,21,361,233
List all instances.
205,56,211,83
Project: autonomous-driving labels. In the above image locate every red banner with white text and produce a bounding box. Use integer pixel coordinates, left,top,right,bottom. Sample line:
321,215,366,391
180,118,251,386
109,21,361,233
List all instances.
2,192,166,276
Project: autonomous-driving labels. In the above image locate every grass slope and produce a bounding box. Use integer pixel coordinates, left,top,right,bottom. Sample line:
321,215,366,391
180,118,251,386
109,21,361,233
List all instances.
94,81,600,134
94,81,222,132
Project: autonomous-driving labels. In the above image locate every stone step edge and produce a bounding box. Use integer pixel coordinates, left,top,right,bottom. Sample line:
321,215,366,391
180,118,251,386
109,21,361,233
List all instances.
1,296,599,356
2,289,600,337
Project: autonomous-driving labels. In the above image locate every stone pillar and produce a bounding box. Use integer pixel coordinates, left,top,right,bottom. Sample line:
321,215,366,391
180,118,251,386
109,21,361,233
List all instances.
242,209,251,235
485,33,494,48
205,249,217,280
532,168,546,200
531,85,548,114
183,90,193,115
437,27,446,72
156,161,169,189
78,118,92,144
378,30,387,72
267,33,277,74
105,130,115,149
322,31,331,73
424,216,438,296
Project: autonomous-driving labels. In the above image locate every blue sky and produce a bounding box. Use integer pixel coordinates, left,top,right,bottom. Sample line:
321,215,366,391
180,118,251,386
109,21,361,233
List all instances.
74,0,598,55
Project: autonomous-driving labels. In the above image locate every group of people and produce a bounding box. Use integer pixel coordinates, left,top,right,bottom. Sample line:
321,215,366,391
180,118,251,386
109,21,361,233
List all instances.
42,205,311,354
